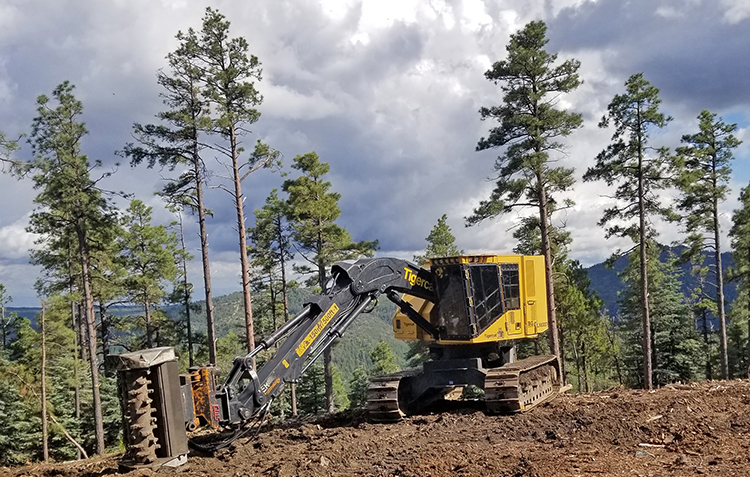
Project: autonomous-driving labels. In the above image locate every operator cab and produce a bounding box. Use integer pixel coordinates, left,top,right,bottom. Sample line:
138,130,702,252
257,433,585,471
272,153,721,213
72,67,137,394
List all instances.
432,261,520,340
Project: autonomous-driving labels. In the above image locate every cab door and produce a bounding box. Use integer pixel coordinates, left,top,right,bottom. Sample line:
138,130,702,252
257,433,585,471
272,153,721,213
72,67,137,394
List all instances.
522,257,548,336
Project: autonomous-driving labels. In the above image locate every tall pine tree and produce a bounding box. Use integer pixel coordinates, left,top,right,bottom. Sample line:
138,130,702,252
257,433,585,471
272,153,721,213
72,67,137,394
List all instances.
673,110,741,379
730,185,750,375
118,200,180,348
124,21,218,364
283,152,377,413
583,73,674,390
23,82,115,454
468,21,583,362
187,7,280,357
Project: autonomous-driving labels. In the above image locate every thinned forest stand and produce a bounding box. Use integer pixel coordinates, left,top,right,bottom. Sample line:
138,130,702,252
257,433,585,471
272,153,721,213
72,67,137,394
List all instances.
8,362,89,459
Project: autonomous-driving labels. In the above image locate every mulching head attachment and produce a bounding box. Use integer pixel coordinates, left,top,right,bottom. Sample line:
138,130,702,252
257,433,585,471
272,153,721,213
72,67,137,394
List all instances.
117,347,189,470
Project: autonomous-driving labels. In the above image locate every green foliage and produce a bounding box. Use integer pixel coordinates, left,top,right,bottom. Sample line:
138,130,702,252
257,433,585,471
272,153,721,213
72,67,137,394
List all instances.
214,330,246,380
727,294,748,378
0,295,124,462
0,131,21,172
118,199,180,347
296,361,325,415
730,185,750,374
25,82,117,244
347,340,403,410
296,361,349,414
331,302,407,377
556,261,619,392
190,7,263,135
618,248,701,387
0,284,21,350
248,188,296,341
731,186,750,282
674,110,740,257
405,341,430,368
283,152,378,287
249,189,293,279
512,213,571,258
78,374,122,453
332,365,350,410
347,365,370,409
413,214,463,265
0,358,40,465
370,340,400,376
687,268,720,379
584,73,675,244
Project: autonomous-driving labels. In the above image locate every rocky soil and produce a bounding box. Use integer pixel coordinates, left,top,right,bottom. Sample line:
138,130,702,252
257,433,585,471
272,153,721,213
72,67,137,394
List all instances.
5,379,750,477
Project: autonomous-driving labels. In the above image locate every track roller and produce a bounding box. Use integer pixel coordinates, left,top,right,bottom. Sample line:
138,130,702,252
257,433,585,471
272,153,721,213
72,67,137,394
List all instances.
367,373,405,422
485,354,561,414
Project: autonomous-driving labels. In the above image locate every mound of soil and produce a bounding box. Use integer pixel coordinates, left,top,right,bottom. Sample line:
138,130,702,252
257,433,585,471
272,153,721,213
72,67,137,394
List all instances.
6,379,750,477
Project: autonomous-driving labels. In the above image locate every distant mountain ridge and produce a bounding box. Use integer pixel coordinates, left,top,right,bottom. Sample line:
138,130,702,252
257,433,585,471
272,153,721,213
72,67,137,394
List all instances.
585,247,737,317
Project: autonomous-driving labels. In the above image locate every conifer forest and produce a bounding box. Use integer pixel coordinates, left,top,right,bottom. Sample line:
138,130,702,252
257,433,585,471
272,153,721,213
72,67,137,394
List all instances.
0,6,749,476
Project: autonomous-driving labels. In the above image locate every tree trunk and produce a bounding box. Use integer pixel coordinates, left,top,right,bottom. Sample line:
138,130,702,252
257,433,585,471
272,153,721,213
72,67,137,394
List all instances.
557,314,565,382
279,235,296,415
176,212,194,366
324,349,334,413
538,185,561,368
316,256,335,413
229,125,255,363
71,301,81,459
607,328,624,385
99,302,108,358
714,197,729,379
195,155,217,365
269,270,278,333
582,340,589,393
572,338,581,392
637,120,653,391
702,309,713,380
77,302,87,363
77,227,105,455
1,302,6,350
41,303,49,462
145,297,153,348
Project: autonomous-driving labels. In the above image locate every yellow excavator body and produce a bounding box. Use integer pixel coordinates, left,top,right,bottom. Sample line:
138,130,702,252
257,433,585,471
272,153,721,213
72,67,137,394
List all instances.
392,254,548,344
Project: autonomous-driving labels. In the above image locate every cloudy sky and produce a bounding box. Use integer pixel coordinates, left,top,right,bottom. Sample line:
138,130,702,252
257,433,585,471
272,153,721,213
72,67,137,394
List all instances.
1,0,749,306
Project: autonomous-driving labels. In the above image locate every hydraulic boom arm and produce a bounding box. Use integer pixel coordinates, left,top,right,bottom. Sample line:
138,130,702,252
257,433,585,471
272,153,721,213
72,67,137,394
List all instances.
216,257,436,427
117,253,565,468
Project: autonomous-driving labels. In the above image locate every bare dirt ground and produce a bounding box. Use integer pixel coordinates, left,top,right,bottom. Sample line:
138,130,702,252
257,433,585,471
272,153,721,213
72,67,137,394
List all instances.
6,379,750,477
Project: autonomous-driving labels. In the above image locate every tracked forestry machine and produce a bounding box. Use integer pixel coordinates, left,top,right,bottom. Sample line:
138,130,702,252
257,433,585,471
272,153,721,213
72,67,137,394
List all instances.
117,254,565,469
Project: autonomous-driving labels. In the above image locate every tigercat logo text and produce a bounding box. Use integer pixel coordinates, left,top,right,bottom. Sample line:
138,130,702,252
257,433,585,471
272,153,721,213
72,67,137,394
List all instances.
404,267,432,291
295,303,339,357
